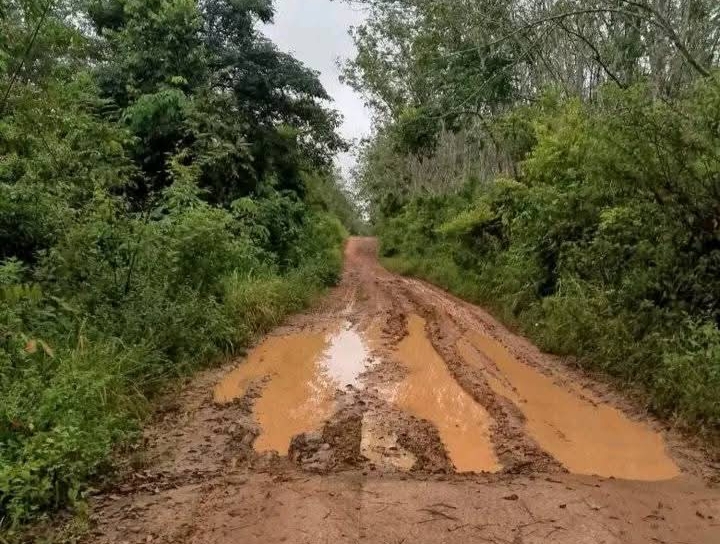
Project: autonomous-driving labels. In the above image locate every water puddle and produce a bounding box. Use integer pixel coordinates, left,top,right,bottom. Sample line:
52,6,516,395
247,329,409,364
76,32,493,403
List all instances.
214,322,374,454
458,332,681,481
386,314,501,473
214,332,333,453
360,413,417,471
321,322,373,389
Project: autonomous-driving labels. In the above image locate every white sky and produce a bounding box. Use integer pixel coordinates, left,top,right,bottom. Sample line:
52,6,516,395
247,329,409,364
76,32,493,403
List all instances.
262,0,373,181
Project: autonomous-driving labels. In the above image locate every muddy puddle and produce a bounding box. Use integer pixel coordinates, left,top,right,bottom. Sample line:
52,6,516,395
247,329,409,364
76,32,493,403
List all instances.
386,315,501,473
458,332,680,481
214,322,375,454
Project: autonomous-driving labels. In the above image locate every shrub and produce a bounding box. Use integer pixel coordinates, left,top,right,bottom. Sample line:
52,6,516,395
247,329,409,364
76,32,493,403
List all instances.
0,180,346,527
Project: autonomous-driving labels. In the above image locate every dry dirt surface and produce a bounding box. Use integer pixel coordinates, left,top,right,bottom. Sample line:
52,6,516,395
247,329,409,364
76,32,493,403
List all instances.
87,237,720,544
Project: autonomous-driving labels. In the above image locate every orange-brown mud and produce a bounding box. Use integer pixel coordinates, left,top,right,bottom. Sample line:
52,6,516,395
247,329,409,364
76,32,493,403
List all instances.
85,238,720,544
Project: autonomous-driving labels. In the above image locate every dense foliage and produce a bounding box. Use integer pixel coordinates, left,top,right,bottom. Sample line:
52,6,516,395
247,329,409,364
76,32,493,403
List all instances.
348,0,720,432
0,0,357,529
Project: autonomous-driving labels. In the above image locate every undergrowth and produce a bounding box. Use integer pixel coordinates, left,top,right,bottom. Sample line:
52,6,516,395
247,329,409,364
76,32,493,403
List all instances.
0,194,346,532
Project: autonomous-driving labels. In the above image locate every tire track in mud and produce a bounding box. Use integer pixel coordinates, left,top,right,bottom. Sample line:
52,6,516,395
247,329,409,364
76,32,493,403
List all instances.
391,272,691,480
394,280,564,474
81,237,720,544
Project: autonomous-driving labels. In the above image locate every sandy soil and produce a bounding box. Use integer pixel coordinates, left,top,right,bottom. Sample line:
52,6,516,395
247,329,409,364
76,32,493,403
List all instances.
85,238,720,544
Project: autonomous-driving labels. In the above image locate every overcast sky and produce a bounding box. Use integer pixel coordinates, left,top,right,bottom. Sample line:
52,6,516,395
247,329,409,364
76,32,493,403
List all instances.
262,0,373,181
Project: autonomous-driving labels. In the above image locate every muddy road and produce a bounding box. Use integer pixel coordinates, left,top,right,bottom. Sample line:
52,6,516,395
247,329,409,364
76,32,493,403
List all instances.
89,238,720,544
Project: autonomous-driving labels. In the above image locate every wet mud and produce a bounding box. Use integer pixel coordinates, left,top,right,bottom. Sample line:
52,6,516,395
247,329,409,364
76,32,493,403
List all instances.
360,412,417,471
84,237,720,544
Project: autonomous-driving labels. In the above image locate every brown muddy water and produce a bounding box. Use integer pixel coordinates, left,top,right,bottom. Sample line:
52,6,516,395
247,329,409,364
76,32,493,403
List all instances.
214,313,679,478
214,322,375,454
387,315,501,473
458,331,680,481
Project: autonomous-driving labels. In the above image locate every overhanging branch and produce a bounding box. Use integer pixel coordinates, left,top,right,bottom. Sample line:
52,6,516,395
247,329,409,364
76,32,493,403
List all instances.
476,5,711,79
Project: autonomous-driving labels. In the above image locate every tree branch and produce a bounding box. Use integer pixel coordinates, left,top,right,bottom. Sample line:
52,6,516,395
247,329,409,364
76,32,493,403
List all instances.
0,0,55,117
557,20,627,88
469,6,711,79
620,0,711,77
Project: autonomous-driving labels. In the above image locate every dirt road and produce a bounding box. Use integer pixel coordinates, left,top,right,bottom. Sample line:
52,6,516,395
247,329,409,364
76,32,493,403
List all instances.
89,238,720,544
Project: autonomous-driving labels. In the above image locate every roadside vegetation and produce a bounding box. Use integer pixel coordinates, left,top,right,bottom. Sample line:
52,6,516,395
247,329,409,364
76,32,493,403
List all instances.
0,0,359,531
346,0,720,434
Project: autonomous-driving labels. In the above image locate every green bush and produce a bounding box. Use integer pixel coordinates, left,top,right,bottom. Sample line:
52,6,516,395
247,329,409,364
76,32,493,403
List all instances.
378,78,720,433
0,179,346,527
0,152,350,531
